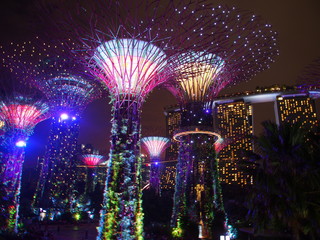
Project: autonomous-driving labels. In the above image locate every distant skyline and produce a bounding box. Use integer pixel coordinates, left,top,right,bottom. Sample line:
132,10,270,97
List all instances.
1,0,320,167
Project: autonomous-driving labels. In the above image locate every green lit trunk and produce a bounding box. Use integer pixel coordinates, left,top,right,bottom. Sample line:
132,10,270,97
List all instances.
97,100,143,240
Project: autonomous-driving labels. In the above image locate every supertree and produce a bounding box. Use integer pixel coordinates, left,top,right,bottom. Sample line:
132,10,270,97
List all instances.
297,57,320,90
164,5,279,239
1,38,102,211
0,77,50,232
81,154,105,194
141,136,169,195
48,0,224,238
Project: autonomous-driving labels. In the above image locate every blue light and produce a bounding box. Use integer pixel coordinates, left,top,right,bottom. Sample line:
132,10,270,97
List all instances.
72,116,76,121
16,140,27,147
60,113,69,120
155,162,159,165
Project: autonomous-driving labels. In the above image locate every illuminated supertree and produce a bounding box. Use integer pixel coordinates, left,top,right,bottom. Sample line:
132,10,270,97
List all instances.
141,136,169,195
81,154,104,194
1,38,102,210
165,5,279,239
55,0,220,238
0,81,50,232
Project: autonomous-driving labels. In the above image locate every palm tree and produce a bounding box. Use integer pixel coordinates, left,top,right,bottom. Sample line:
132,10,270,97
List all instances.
245,121,320,240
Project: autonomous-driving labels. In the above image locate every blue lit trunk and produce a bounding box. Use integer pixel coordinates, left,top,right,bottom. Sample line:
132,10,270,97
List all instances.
97,99,143,240
34,115,80,211
0,131,27,232
149,156,161,195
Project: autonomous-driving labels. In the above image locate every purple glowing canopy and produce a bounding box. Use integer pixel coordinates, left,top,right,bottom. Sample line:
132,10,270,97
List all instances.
1,38,102,114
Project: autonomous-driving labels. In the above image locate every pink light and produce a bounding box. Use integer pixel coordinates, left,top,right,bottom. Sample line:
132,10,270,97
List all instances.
0,104,48,129
142,136,170,157
214,138,230,153
93,38,167,97
82,154,104,167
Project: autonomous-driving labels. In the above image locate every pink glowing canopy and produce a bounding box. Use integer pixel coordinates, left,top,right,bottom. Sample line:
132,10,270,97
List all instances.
93,38,168,99
82,154,104,167
0,103,49,130
142,136,170,158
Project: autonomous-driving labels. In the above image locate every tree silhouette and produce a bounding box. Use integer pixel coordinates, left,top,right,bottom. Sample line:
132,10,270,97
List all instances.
245,121,320,240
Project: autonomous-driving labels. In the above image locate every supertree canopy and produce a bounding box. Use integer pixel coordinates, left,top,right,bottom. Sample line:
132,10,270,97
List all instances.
0,83,50,232
54,0,229,238
81,154,105,194
93,38,167,100
164,4,279,239
141,136,169,195
1,38,103,211
297,57,320,91
82,154,104,168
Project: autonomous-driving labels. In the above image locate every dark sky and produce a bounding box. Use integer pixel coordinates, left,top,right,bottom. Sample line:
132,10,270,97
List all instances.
1,0,320,167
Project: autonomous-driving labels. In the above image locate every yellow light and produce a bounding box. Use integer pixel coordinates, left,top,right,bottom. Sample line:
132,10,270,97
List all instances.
175,62,222,101
173,127,221,143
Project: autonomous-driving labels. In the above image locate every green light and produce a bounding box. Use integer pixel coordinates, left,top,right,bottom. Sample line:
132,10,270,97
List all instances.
73,212,81,221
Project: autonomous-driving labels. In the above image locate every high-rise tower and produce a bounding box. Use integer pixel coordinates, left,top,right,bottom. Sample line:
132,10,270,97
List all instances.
214,100,253,186
275,93,318,129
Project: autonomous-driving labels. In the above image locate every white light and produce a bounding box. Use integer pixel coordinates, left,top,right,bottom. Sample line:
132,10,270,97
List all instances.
220,236,230,240
60,113,69,120
16,140,27,147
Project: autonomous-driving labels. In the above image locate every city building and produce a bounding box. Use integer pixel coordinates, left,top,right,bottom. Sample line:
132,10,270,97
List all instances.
161,106,181,191
163,85,320,187
275,93,318,129
214,99,253,186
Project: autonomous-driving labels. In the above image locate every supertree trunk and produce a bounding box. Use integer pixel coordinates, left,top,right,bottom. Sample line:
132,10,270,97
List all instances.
85,167,96,194
0,131,27,232
34,116,80,210
149,157,161,195
171,139,190,238
97,99,143,240
172,133,225,239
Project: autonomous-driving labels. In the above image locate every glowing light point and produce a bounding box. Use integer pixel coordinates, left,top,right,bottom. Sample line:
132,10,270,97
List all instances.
15,140,27,147
60,113,69,120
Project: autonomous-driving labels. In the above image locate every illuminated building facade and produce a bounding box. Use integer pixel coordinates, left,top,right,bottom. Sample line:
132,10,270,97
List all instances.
214,100,253,186
275,94,318,129
161,106,181,191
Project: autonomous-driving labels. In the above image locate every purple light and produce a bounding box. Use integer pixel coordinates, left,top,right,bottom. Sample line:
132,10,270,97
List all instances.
15,140,27,147
72,116,76,121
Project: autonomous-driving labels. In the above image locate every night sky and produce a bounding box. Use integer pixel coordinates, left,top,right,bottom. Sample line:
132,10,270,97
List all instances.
1,0,320,167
